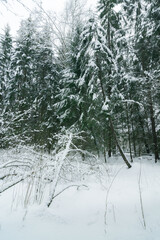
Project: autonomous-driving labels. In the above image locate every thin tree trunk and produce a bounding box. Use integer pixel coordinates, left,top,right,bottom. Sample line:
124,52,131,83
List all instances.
141,68,159,162
138,141,142,157
131,122,137,157
103,129,107,163
148,90,159,162
126,103,133,162
108,126,112,157
138,113,150,154
109,117,132,168
130,106,137,157
90,126,100,157
104,147,107,163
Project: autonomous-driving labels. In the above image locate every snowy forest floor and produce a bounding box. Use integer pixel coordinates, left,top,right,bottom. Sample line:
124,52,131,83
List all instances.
0,149,160,240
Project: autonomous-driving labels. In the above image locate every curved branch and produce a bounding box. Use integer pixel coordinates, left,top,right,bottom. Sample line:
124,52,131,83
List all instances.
51,184,89,200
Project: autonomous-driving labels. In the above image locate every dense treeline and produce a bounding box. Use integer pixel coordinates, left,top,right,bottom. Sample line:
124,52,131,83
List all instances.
0,0,159,162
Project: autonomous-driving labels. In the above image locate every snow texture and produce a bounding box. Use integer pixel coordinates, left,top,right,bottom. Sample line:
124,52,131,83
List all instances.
0,151,160,240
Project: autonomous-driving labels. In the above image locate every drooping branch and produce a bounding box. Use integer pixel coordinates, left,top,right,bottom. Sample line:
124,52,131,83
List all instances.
52,184,88,200
0,177,26,194
47,133,73,207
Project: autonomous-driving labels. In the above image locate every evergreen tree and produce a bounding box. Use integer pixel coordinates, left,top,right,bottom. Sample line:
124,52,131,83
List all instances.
75,18,112,157
123,0,160,161
0,25,13,148
56,24,83,129
96,0,132,166
31,25,60,151
9,17,37,144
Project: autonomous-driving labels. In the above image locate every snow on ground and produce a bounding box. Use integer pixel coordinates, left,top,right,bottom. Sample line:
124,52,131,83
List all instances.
0,151,160,240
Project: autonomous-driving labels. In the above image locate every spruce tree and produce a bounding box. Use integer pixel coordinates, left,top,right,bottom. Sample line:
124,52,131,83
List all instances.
96,0,132,166
132,0,159,161
32,25,60,151
0,25,13,148
9,17,38,145
56,24,83,129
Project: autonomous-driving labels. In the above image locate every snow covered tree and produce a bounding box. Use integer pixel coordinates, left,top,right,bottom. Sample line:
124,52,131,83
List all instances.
56,24,83,129
0,0,158,166
4,17,61,150
121,0,160,161
31,24,60,151
73,18,111,157
0,25,13,148
8,17,38,145
95,0,131,166
0,25,12,105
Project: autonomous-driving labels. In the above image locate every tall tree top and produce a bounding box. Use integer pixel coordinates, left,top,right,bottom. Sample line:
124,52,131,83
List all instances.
97,0,119,29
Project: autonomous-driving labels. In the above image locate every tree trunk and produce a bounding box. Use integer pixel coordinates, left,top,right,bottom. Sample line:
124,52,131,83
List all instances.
132,126,137,157
126,103,133,162
108,126,112,157
103,129,107,162
109,117,132,168
130,106,137,157
138,113,150,154
148,90,159,162
96,55,132,168
95,16,131,168
141,68,159,162
90,127,100,157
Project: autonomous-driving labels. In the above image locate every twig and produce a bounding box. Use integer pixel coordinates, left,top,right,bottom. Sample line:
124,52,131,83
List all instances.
0,159,33,168
0,173,17,180
52,184,88,200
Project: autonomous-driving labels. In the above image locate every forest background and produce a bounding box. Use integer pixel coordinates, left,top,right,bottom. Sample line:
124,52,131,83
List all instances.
0,0,159,164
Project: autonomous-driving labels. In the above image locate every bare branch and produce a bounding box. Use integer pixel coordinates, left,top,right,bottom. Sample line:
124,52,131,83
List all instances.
0,177,26,194
52,184,89,200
